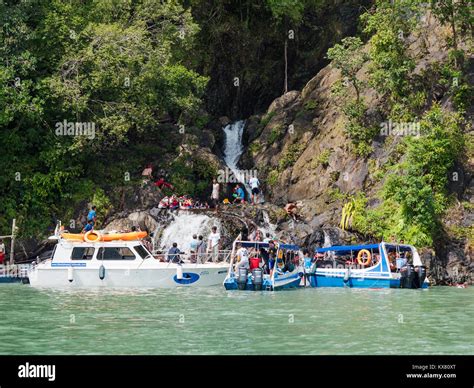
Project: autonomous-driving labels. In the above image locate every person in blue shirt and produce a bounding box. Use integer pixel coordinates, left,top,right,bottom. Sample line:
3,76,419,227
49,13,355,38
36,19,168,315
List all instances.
87,206,97,225
303,249,314,272
82,220,94,233
233,184,246,204
167,243,183,263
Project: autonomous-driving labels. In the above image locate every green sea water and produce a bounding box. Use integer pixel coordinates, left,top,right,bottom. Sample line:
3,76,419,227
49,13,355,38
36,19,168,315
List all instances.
0,285,472,355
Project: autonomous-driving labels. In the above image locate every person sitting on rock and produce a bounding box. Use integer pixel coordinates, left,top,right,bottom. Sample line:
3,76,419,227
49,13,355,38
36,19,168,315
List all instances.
233,184,246,204
158,196,169,209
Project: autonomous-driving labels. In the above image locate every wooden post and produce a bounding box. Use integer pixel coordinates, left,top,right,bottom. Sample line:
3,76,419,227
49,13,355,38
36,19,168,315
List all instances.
10,218,16,265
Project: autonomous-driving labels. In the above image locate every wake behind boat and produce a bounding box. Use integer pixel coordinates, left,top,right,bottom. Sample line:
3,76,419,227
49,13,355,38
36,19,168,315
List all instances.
28,228,230,288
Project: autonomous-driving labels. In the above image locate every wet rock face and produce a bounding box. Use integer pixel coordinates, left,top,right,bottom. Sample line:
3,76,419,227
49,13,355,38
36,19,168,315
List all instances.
428,240,473,285
104,211,162,233
302,227,352,253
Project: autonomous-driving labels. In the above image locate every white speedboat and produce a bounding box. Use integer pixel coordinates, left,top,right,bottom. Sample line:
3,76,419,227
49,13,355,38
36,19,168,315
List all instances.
28,231,230,288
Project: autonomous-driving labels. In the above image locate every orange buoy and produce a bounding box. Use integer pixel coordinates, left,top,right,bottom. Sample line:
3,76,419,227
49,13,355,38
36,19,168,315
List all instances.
357,249,372,266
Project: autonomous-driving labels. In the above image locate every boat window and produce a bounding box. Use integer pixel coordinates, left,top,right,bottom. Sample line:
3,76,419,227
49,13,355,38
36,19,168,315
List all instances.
71,247,95,260
97,247,136,260
134,245,150,259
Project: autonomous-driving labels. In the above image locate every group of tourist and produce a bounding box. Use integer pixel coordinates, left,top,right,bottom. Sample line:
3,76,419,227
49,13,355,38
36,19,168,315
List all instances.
165,226,221,264
142,163,304,226
233,240,301,276
158,195,210,210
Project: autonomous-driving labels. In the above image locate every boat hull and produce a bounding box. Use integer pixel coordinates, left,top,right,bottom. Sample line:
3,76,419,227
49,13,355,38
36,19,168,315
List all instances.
224,271,302,291
28,264,229,288
307,274,429,289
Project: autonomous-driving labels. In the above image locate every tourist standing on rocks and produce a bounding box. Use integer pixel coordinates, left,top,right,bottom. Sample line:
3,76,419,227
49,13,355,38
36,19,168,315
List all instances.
211,178,220,212
207,226,221,262
141,163,153,186
248,175,261,204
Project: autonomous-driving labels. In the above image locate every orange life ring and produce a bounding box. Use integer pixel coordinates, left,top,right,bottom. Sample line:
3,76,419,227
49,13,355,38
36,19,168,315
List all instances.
84,231,102,243
357,249,371,266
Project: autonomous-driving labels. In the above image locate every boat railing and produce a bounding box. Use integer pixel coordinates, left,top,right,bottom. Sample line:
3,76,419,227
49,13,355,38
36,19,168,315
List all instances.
158,250,233,266
0,263,31,278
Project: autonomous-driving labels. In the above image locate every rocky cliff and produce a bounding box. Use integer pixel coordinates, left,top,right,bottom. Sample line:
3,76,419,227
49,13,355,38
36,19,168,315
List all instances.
234,14,473,284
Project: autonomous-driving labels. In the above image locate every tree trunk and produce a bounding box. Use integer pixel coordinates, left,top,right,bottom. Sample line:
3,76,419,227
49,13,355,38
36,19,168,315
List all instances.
284,39,288,94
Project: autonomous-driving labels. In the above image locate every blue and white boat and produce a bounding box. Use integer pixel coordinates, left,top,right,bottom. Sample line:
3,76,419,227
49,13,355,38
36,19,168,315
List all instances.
305,242,429,289
224,240,303,291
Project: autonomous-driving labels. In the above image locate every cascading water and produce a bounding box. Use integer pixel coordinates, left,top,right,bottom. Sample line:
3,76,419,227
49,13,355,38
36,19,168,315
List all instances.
261,210,277,238
158,212,219,253
222,120,252,197
223,121,245,174
323,230,332,248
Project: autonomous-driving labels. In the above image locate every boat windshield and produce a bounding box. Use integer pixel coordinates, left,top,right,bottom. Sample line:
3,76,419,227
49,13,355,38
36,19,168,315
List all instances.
384,244,416,271
134,245,152,259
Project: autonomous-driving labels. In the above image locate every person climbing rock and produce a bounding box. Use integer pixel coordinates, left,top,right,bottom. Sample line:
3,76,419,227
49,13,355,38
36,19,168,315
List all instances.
284,202,298,220
154,176,174,190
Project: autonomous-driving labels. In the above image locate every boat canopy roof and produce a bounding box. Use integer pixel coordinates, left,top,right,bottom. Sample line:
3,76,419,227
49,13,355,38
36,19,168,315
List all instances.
316,244,380,253
237,241,300,251
316,243,415,253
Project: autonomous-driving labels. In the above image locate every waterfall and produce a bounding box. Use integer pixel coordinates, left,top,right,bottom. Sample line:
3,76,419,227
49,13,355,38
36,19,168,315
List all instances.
223,120,245,174
323,230,332,248
158,212,219,253
222,120,252,196
261,210,277,239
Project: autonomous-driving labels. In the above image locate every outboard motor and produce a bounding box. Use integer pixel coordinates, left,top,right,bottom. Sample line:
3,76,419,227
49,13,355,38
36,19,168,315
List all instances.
237,267,248,290
415,266,426,288
400,264,415,288
252,268,263,291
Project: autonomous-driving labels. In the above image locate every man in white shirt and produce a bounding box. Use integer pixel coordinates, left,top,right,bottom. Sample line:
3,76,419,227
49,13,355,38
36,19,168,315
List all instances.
207,226,221,262
248,176,260,204
234,244,249,273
